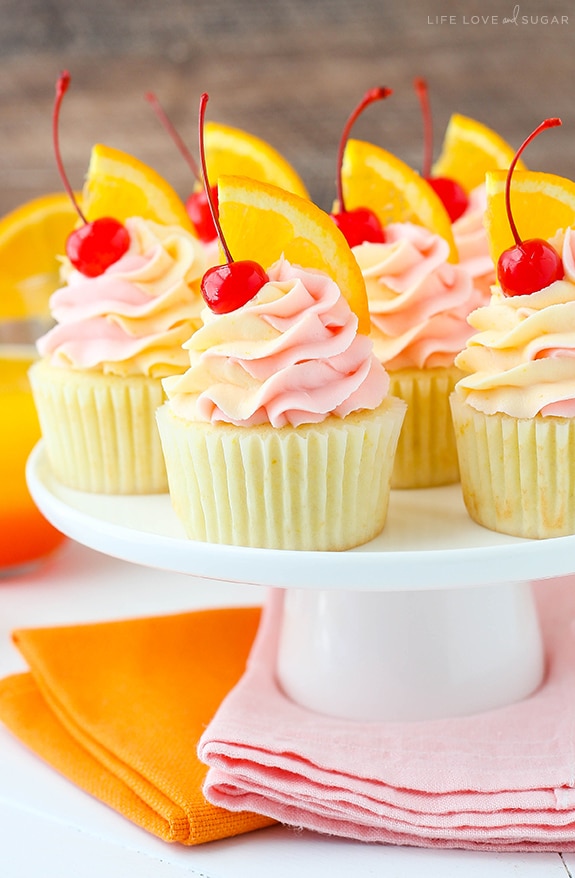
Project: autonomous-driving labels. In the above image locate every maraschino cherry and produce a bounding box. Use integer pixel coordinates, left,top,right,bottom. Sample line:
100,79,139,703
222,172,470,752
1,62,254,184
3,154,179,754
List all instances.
414,77,469,223
145,91,218,243
498,117,564,297
331,87,392,247
198,93,268,314
54,71,130,277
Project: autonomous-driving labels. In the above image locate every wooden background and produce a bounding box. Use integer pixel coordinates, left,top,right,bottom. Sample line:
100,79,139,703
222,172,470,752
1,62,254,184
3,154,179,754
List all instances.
0,0,574,216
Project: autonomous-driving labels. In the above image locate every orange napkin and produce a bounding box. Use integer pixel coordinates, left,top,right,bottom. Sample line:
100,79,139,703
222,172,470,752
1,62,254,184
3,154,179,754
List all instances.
0,606,275,844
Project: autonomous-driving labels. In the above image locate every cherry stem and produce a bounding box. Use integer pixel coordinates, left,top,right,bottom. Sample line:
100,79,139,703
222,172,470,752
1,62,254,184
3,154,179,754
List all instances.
198,93,233,264
145,91,202,182
504,117,562,246
53,71,87,225
335,86,392,211
414,77,433,179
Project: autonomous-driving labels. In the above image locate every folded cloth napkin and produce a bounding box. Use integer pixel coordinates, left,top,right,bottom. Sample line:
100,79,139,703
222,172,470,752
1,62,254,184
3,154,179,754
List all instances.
0,606,275,844
199,578,575,852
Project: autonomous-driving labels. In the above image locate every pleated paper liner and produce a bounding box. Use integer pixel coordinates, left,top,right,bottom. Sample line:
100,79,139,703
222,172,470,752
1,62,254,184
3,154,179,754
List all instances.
450,392,575,539
388,366,461,489
156,396,406,551
29,360,168,494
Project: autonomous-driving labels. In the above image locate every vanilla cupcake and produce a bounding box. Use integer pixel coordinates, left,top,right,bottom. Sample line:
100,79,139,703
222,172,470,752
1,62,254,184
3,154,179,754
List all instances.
353,222,483,488
451,227,575,538
157,256,405,550
30,217,206,494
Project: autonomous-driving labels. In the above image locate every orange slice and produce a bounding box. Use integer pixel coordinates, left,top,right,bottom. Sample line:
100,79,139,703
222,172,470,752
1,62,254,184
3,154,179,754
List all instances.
0,192,79,319
205,121,309,198
82,144,193,231
484,169,575,263
340,138,458,262
217,175,370,333
432,113,524,194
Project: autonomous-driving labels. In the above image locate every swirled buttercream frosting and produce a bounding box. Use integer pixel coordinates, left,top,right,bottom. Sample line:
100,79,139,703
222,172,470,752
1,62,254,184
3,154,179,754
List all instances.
452,184,495,301
37,217,207,377
162,256,389,428
455,227,575,418
352,222,482,369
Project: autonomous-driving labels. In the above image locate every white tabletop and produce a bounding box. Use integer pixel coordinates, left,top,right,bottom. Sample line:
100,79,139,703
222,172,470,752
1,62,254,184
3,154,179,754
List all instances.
0,539,572,877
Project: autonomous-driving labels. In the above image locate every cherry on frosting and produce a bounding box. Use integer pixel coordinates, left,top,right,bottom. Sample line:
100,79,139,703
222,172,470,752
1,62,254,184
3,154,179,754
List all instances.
197,93,268,314
414,77,469,223
145,91,218,243
331,87,392,247
54,71,129,277
498,117,564,297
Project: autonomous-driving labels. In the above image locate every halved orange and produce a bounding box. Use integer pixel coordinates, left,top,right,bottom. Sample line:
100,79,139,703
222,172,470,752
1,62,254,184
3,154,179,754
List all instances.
0,192,79,319
484,169,575,263
205,122,309,198
432,113,524,194
217,174,370,333
82,143,193,231
340,139,458,262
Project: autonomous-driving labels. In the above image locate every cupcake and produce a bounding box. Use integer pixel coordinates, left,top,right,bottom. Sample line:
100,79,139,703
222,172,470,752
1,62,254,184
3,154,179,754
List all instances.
451,119,575,539
336,131,482,488
451,184,495,303
352,222,482,488
451,225,575,539
156,121,406,551
31,215,207,494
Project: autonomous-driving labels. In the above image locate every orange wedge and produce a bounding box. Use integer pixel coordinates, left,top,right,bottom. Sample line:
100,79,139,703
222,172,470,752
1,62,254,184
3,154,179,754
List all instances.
82,144,193,231
217,175,370,333
340,138,458,262
0,192,79,319
205,122,309,198
432,113,524,194
484,169,575,263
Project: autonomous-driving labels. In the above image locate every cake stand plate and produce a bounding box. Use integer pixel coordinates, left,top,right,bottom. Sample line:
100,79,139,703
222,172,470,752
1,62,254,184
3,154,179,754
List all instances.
26,442,573,722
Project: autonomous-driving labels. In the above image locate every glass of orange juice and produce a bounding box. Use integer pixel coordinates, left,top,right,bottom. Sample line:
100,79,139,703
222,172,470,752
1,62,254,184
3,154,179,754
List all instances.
0,339,66,575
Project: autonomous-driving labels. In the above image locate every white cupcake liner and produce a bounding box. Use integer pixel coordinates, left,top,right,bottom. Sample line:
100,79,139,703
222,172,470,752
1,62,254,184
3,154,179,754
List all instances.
156,397,406,550
389,366,461,489
450,392,575,538
29,360,168,494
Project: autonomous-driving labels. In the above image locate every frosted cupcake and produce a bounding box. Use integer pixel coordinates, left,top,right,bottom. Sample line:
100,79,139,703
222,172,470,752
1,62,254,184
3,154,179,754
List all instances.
157,96,405,550
352,222,482,488
31,216,207,493
451,121,575,538
452,184,495,303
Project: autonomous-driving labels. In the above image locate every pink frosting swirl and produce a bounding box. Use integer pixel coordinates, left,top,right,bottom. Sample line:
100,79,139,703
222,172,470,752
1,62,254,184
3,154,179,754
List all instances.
163,257,389,428
37,218,207,377
353,222,483,370
452,184,495,302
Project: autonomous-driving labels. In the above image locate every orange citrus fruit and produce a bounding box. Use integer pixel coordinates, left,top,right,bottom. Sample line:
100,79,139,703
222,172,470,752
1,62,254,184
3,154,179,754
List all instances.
217,174,370,333
484,169,575,263
82,143,193,231
432,113,525,194
340,138,458,262
0,192,79,319
205,121,309,198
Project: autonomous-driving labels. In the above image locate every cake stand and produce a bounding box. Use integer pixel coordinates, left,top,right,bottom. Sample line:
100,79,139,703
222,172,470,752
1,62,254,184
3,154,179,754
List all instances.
26,441,575,723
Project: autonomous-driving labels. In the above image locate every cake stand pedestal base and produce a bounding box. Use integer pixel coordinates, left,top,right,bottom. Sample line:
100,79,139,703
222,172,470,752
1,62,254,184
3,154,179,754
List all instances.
276,580,545,722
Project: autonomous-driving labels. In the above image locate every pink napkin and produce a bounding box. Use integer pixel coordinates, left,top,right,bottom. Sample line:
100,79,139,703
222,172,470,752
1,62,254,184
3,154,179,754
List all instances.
198,578,575,851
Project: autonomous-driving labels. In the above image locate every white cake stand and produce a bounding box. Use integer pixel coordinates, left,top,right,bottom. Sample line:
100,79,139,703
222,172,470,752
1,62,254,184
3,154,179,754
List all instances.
26,441,575,723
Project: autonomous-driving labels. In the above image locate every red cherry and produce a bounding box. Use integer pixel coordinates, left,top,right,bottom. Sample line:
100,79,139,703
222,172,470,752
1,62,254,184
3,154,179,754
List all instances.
414,77,470,222
426,176,469,222
185,185,218,243
497,118,564,297
66,217,130,278
202,260,270,314
331,207,385,248
197,93,268,312
145,91,218,243
330,87,392,246
53,71,129,276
